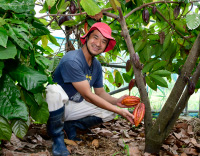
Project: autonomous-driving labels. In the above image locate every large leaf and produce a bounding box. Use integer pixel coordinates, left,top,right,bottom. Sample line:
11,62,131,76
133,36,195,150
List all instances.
47,34,60,47
8,65,48,94
153,61,167,71
109,0,121,12
80,0,101,16
134,39,147,52
173,20,187,34
48,56,60,72
0,116,12,141
145,76,157,91
0,27,8,48
186,13,200,30
152,70,171,77
149,74,168,88
62,20,78,27
46,0,56,8
6,24,29,50
115,70,123,87
0,75,28,121
41,35,48,47
0,40,17,60
31,19,50,36
105,71,115,84
22,91,49,124
11,119,28,139
163,32,171,51
142,59,159,73
0,0,34,13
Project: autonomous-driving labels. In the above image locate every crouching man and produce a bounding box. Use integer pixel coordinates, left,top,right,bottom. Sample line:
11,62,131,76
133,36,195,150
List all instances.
46,22,134,156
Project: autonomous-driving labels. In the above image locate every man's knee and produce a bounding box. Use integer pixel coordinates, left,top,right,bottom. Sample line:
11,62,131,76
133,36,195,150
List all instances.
46,84,69,112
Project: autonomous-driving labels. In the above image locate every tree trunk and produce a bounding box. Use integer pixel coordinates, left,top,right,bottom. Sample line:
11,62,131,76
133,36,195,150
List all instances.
145,33,200,153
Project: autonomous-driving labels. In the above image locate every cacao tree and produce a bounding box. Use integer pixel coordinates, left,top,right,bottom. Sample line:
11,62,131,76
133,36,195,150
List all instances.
1,0,200,154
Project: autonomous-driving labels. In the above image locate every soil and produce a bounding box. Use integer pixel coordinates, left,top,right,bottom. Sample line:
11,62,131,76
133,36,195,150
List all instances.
1,116,200,156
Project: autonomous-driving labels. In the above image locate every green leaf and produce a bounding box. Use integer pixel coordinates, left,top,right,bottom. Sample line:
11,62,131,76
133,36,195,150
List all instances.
48,56,60,72
106,71,115,84
0,27,8,48
0,17,6,26
62,20,78,27
6,24,29,50
80,0,101,16
163,32,171,51
35,54,52,70
149,74,168,88
0,61,4,78
186,13,200,30
104,84,110,93
58,0,70,13
109,0,121,12
0,75,28,121
0,0,34,13
142,60,159,73
41,35,48,47
0,40,17,60
47,34,60,46
153,61,167,71
152,70,171,77
11,119,28,139
145,76,157,91
22,91,49,124
122,73,132,83
173,20,187,34
31,19,50,36
0,116,12,141
115,71,123,87
8,64,48,94
134,39,147,52
140,44,151,61
46,0,56,7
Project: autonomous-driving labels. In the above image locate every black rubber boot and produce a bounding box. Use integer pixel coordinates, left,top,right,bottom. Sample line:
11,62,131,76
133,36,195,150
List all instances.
47,106,70,156
64,116,103,141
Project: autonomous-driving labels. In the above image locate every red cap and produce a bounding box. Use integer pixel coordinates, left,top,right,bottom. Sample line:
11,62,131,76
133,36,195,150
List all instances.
80,22,116,52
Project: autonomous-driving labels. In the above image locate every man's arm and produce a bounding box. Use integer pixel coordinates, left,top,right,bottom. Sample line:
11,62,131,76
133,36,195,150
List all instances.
72,80,134,124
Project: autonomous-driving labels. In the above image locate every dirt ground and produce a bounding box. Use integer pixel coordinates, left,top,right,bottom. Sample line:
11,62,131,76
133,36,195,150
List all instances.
1,116,200,156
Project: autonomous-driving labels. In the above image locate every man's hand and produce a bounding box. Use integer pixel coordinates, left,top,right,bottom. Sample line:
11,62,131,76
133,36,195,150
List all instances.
116,95,135,108
119,109,135,124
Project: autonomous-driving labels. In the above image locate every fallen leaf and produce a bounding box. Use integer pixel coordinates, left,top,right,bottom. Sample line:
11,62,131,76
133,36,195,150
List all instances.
91,139,99,148
64,139,78,146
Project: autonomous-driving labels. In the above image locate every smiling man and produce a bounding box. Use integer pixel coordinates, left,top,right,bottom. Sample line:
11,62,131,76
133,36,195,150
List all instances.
46,22,135,156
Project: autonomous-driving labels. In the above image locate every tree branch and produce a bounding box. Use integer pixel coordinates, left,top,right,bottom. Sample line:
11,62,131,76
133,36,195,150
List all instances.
117,6,153,133
38,7,113,19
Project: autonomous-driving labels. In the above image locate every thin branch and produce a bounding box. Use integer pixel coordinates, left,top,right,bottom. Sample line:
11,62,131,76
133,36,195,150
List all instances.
38,7,113,19
149,5,192,44
124,0,200,19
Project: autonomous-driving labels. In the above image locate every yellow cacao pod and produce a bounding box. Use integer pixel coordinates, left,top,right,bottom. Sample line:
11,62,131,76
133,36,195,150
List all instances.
121,96,141,106
133,103,145,127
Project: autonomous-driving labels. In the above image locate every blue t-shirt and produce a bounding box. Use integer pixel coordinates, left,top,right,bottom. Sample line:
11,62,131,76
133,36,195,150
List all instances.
53,48,103,102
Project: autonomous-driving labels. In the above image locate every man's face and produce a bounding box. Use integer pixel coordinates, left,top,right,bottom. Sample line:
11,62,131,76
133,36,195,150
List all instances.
86,29,109,56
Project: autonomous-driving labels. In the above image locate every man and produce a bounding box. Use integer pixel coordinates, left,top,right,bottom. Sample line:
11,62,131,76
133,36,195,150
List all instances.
46,22,135,156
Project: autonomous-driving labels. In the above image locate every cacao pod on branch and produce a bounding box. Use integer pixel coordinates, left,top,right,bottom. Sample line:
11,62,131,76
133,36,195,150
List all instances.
142,8,149,23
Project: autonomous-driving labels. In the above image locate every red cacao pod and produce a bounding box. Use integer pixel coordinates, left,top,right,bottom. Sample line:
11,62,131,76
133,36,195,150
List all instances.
133,103,145,127
121,96,141,106
152,6,157,14
188,80,195,95
69,0,76,14
142,9,149,23
174,6,180,18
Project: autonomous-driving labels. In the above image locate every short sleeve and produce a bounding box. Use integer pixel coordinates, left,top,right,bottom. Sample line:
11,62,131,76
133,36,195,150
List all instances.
60,60,86,83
